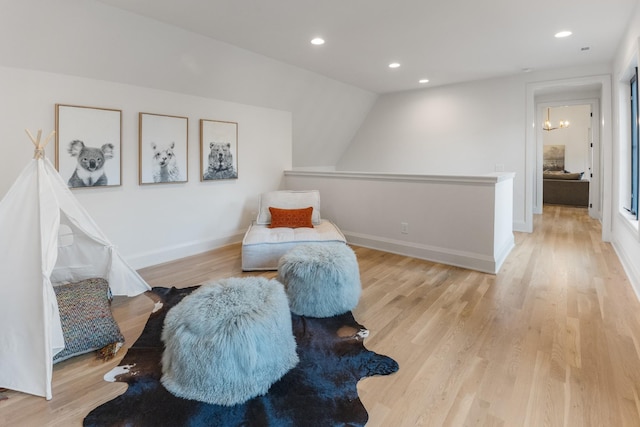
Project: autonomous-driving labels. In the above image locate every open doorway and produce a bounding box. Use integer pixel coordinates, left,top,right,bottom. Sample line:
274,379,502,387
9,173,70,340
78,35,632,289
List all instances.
533,96,602,221
525,75,612,239
540,103,600,218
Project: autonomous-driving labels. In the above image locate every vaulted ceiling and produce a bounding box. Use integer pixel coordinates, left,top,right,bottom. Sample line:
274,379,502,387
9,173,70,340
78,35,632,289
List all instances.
98,0,638,94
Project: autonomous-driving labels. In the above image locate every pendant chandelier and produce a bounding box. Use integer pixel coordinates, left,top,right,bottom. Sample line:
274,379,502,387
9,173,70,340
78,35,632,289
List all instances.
543,107,570,131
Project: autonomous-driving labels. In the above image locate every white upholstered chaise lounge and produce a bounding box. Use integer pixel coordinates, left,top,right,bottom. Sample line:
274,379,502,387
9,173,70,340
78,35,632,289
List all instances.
241,190,347,271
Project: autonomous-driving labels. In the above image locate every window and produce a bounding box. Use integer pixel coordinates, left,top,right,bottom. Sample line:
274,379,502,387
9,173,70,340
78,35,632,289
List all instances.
631,69,639,218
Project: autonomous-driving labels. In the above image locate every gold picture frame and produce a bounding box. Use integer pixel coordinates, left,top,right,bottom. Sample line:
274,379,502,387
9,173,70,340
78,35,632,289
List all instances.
200,119,238,181
55,104,122,188
139,112,189,185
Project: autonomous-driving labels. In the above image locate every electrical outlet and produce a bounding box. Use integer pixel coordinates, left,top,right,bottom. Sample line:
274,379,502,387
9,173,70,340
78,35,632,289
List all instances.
401,222,409,234
495,163,505,172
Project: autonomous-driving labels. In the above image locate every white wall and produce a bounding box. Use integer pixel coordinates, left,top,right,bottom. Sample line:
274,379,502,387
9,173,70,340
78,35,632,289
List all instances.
0,65,291,268
611,3,640,299
0,0,376,170
336,63,612,232
0,0,382,269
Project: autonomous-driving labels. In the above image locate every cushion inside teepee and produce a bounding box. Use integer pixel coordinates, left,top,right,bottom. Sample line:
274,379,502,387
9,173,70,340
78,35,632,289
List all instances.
53,278,123,363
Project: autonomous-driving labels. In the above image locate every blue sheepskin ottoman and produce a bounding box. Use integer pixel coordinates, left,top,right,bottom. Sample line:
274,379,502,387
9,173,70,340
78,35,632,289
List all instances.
160,277,298,406
277,243,361,317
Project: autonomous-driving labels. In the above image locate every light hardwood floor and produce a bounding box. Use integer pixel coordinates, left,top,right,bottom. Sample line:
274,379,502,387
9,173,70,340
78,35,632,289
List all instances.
2,205,640,426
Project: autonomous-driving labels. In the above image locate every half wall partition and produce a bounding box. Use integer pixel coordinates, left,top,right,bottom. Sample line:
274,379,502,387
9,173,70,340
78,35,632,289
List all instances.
284,171,515,274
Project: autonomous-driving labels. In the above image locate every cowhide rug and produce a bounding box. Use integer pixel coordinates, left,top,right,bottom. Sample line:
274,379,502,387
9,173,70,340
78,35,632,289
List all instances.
84,286,399,427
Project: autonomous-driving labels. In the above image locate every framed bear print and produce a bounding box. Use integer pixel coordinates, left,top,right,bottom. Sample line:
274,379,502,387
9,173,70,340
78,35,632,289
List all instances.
200,119,238,181
139,113,189,185
55,104,122,188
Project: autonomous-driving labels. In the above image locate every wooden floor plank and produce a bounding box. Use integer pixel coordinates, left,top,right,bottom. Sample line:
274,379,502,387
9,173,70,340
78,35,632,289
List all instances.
2,205,640,426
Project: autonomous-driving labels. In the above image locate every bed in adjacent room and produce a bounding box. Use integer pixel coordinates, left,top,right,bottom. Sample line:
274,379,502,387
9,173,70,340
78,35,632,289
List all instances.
543,171,590,207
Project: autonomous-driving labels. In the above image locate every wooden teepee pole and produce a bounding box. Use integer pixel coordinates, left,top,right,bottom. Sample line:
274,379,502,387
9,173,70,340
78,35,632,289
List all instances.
25,129,55,159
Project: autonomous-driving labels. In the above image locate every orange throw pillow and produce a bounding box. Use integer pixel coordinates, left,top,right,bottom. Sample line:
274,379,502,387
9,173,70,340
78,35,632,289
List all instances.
268,206,314,228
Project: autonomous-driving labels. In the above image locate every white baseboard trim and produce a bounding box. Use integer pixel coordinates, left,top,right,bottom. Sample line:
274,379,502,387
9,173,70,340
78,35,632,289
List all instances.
127,230,517,276
127,232,245,270
494,235,516,273
513,220,530,233
612,241,640,302
344,231,509,274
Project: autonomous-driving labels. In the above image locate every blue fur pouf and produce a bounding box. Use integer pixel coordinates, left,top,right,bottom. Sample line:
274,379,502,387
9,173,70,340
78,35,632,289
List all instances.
160,277,298,406
278,243,361,317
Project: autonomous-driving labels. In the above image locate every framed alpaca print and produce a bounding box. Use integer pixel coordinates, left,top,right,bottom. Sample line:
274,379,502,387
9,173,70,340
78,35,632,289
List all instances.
55,104,122,188
139,113,188,185
200,119,238,181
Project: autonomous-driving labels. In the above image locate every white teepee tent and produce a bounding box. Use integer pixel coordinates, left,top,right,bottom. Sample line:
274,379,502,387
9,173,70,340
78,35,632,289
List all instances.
0,130,150,399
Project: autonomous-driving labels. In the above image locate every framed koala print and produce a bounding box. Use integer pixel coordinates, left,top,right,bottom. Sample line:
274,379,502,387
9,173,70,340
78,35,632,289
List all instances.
200,119,238,181
139,113,189,185
55,104,122,188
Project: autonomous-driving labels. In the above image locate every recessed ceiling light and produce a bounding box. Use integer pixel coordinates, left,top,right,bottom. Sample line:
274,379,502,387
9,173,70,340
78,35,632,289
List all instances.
311,37,325,45
555,31,572,38
419,79,429,84
389,62,401,69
